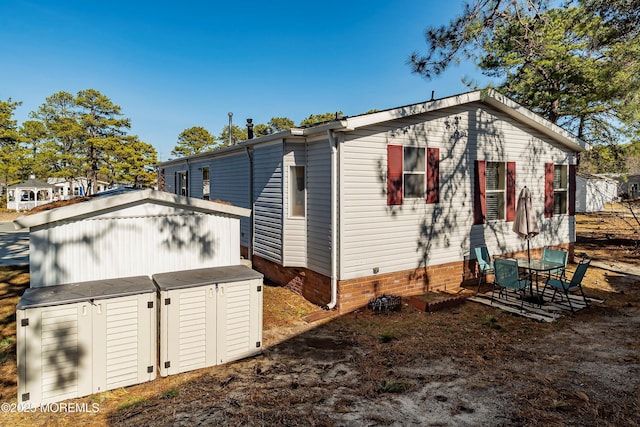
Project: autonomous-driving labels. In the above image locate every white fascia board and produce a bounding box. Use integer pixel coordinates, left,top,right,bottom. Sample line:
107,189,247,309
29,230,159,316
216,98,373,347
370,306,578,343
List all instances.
480,90,588,152
339,89,586,152
158,130,293,167
342,91,485,129
13,189,250,229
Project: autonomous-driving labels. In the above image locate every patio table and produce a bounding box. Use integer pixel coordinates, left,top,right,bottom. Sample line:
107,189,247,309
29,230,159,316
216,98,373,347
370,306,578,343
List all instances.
516,258,565,304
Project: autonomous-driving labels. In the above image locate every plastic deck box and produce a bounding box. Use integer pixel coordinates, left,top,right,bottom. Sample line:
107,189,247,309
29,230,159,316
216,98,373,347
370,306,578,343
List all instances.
16,276,157,405
152,265,263,377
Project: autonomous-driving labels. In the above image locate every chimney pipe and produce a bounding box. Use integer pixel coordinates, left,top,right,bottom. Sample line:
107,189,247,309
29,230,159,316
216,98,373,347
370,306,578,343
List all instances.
247,118,254,139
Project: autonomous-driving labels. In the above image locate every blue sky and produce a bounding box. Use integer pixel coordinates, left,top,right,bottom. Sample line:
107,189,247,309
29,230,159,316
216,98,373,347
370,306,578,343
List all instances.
1,1,490,161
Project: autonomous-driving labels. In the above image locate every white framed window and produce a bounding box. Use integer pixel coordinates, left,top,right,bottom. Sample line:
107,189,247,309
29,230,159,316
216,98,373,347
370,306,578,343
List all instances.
485,162,505,221
403,146,425,199
289,166,305,218
553,165,568,214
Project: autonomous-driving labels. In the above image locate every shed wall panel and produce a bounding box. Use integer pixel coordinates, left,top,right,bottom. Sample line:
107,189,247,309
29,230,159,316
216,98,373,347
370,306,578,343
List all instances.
576,176,618,213
29,210,241,287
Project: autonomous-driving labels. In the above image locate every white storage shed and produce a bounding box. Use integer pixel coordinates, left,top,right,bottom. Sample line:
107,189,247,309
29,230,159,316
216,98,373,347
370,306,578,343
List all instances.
152,265,263,377
13,189,250,288
576,173,619,212
16,276,157,406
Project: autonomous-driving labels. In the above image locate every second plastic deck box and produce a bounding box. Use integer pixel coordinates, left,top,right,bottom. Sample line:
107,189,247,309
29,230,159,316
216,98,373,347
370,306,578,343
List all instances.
152,265,264,377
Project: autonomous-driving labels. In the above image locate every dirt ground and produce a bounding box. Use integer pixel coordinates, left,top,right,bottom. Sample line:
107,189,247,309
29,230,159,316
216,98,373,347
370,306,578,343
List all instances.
0,207,639,426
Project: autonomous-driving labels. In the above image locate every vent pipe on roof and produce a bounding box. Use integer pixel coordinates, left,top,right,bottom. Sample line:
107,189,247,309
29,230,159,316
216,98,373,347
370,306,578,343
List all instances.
247,118,254,139
430,91,435,101
228,112,233,146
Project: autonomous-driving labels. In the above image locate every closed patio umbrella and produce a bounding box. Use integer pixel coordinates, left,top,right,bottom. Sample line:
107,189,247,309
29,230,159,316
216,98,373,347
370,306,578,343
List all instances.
513,186,539,260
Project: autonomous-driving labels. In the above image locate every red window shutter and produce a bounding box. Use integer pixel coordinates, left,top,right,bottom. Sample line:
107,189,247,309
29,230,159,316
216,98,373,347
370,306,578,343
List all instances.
568,164,576,216
474,160,486,224
544,163,554,218
387,145,403,205
426,147,439,204
506,162,516,222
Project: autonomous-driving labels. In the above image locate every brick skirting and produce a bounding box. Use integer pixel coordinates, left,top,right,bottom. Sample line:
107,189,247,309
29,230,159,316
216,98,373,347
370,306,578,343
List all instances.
247,243,574,314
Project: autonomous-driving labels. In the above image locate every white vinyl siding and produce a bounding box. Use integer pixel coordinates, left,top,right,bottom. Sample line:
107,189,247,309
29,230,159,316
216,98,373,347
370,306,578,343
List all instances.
209,152,251,247
28,203,242,287
306,140,332,275
253,142,283,263
188,159,211,199
340,103,577,281
283,144,306,267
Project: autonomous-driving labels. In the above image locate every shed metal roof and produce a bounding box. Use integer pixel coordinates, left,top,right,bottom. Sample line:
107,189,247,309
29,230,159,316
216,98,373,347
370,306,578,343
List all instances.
13,188,250,229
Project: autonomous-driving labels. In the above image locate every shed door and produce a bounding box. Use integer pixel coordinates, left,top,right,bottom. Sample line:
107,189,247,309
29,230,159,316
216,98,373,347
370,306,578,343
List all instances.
18,303,93,405
162,286,217,376
217,279,263,364
92,294,156,392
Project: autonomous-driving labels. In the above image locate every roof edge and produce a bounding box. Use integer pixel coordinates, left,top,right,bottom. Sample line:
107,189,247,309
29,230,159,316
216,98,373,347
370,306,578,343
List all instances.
13,189,250,229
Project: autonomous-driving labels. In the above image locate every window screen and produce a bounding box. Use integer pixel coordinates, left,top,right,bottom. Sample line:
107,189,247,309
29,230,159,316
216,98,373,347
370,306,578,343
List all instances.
403,147,425,198
290,166,305,217
553,165,567,214
485,162,505,221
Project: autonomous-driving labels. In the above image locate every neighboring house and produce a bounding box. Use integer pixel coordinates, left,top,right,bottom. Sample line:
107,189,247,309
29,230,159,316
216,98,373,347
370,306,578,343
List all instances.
158,89,587,313
6,176,55,211
13,189,250,287
575,173,619,212
6,176,113,211
47,177,110,200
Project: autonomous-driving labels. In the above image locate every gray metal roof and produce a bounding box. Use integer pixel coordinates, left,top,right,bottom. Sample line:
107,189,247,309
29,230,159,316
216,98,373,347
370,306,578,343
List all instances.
13,188,251,229
7,179,55,189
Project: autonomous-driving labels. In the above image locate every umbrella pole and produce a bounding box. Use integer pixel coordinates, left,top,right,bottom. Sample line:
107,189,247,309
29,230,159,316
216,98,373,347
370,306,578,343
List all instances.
525,187,533,298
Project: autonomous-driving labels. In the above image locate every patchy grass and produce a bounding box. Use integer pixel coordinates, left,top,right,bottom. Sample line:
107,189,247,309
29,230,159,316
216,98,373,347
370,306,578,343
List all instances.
0,211,639,426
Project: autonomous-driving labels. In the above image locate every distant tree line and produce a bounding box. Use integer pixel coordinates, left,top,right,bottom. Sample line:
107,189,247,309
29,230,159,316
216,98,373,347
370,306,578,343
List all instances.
170,112,344,158
0,89,157,194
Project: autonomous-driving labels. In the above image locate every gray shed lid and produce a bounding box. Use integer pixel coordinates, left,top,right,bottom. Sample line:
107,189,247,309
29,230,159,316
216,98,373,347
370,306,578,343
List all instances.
17,276,156,309
152,265,263,291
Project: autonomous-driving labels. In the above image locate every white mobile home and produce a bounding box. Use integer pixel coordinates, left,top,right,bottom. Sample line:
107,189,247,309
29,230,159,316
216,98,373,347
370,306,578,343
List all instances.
159,90,587,312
